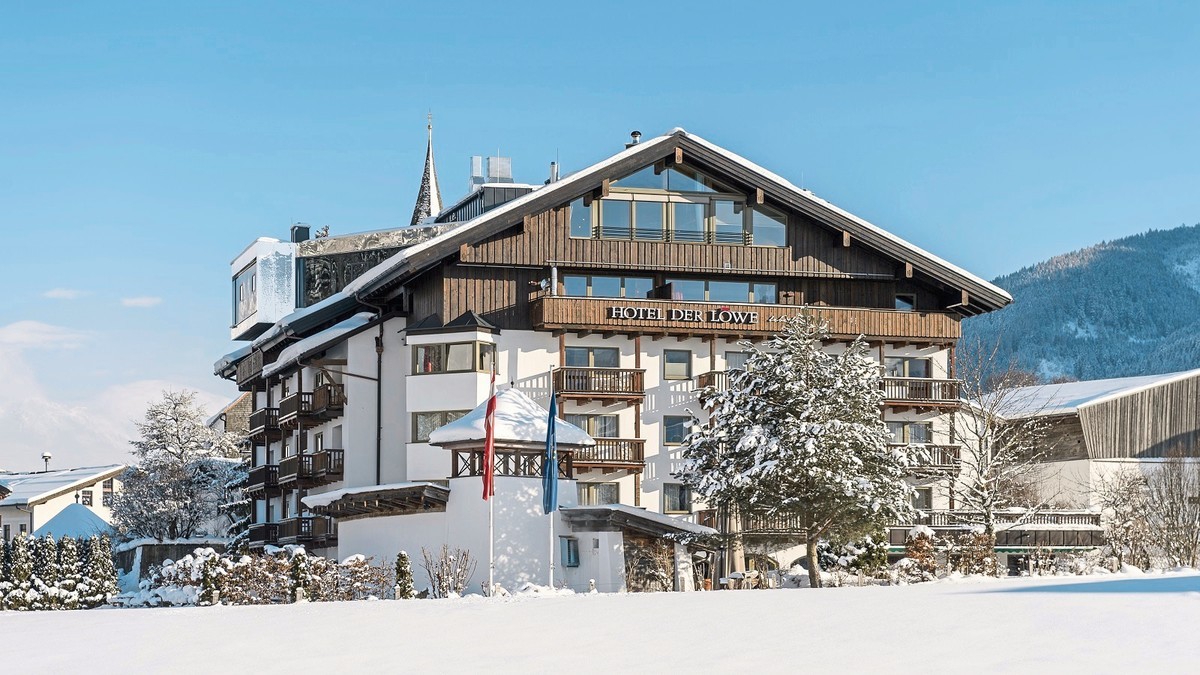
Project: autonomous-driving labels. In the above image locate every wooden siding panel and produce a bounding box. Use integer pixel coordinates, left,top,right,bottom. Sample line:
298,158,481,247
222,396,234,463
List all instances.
1079,374,1200,459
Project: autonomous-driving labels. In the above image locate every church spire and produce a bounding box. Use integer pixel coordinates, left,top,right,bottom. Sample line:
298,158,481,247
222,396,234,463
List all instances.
409,113,443,226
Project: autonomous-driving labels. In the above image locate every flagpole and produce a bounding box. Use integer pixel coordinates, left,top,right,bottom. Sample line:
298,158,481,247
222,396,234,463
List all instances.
488,360,496,596
548,366,556,589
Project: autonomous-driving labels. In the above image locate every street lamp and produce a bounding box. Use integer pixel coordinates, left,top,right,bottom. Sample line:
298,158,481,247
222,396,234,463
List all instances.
41,452,52,472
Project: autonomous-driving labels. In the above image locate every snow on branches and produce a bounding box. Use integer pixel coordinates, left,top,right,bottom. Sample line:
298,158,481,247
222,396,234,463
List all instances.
676,313,918,588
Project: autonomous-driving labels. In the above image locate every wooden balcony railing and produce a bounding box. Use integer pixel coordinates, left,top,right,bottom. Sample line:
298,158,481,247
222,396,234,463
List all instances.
236,350,264,387
279,384,346,426
246,464,279,496
277,516,336,547
278,449,346,487
881,377,961,405
889,443,961,469
695,370,730,391
248,408,280,440
574,438,645,467
247,522,279,548
902,510,1102,528
553,367,645,403
312,383,346,414
279,392,313,425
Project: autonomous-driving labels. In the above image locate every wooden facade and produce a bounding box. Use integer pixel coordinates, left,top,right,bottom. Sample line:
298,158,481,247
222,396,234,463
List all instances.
1078,373,1200,459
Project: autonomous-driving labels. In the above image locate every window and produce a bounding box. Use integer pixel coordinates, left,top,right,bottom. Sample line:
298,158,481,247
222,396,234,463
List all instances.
712,200,745,244
634,201,665,240
314,432,324,452
2,524,8,541
912,488,933,511
564,414,619,438
578,482,620,506
663,350,691,380
562,275,654,299
750,206,787,246
80,490,93,506
560,537,580,567
726,351,750,371
102,492,113,508
19,524,27,536
599,200,632,239
565,346,620,368
665,279,777,304
672,202,706,242
412,410,470,442
103,478,114,490
233,262,258,324
887,421,933,444
281,493,291,519
895,294,917,312
282,437,292,459
663,415,691,445
568,198,593,238
413,342,496,375
663,483,692,513
885,357,932,379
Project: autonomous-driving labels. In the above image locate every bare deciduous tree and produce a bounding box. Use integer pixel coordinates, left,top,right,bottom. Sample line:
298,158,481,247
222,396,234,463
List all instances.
420,545,477,598
1145,455,1200,568
1093,468,1152,569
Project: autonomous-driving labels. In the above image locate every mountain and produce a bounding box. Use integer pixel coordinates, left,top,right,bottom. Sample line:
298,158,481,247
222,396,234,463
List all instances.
963,224,1200,381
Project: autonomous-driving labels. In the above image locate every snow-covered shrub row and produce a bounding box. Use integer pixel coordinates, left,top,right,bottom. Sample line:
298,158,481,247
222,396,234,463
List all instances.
118,546,395,607
0,533,119,611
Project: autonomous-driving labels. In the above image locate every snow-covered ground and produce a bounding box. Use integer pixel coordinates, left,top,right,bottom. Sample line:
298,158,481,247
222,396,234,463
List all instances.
4,572,1198,673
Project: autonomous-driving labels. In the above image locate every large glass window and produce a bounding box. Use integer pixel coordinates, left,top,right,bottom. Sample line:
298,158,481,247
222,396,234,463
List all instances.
569,198,593,238
672,202,706,242
895,294,917,312
663,483,692,513
599,200,632,239
565,346,620,368
708,280,750,303
412,410,469,442
564,414,619,438
669,279,706,301
634,201,665,240
665,279,777,304
562,274,654,299
663,415,691,445
887,421,933,444
712,200,745,244
613,165,667,190
750,207,787,246
885,357,932,379
413,342,496,375
233,263,258,324
726,351,750,371
578,483,620,506
663,350,691,380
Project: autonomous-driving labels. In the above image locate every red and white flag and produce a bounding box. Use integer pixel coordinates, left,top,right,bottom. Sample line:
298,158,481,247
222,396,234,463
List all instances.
482,369,497,500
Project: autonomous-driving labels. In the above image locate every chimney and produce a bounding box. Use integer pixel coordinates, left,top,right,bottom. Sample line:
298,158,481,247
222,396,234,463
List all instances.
625,130,642,148
548,161,559,184
291,223,311,243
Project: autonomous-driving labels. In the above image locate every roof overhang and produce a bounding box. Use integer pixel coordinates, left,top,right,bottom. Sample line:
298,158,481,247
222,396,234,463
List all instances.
560,506,717,540
303,483,450,522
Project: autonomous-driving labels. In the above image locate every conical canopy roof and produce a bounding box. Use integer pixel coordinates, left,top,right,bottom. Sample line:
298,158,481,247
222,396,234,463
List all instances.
428,387,594,448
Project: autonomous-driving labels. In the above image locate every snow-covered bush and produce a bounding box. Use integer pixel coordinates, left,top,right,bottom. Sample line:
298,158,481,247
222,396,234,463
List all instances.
421,545,478,598
949,529,999,577
897,526,938,583
56,536,82,610
0,534,114,611
79,535,119,608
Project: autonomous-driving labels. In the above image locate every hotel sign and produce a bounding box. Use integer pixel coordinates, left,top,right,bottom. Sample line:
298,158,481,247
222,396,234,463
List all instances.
606,305,759,325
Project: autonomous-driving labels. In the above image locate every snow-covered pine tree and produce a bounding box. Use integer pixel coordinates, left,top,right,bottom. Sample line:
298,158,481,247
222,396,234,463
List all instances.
901,526,939,582
289,547,310,602
80,535,118,608
395,551,415,599
677,313,917,588
219,455,252,556
31,534,61,610
112,391,246,541
57,537,82,610
5,534,34,610
0,536,10,609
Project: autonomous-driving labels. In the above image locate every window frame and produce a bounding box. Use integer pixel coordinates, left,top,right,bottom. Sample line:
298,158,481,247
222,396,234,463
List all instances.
577,482,621,506
80,490,93,507
561,274,654,299
884,357,933,379
412,341,497,375
663,350,692,380
895,294,917,312
663,415,692,445
564,346,621,369
662,483,693,514
411,410,471,443
664,278,777,304
560,536,581,568
564,413,620,438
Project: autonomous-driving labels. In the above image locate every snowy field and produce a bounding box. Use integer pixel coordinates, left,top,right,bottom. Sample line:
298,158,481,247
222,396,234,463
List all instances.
4,572,1198,674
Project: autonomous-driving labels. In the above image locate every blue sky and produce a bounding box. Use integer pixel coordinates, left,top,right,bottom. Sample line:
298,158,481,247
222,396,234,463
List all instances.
2,2,1198,467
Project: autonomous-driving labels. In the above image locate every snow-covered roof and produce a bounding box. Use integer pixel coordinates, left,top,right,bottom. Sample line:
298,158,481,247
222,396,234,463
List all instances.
32,503,113,539
0,465,125,507
561,504,718,537
263,312,375,378
994,369,1200,418
301,481,446,510
213,343,252,375
427,388,595,448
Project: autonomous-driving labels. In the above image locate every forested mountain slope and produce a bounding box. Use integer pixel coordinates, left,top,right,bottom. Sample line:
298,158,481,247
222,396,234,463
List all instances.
963,225,1200,380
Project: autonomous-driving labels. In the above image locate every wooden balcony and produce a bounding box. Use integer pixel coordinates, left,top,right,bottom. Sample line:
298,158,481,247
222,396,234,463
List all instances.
531,295,961,342
553,367,645,404
246,464,280,497
882,377,961,408
278,449,346,488
694,370,730,391
903,510,1102,528
888,511,1104,548
574,438,645,470
890,443,961,472
279,384,346,427
247,522,279,549
248,407,281,442
236,350,264,389
277,516,337,548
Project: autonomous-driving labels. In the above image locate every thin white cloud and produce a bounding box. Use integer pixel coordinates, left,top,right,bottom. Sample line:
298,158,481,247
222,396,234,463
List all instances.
43,288,86,300
0,321,88,350
121,296,163,308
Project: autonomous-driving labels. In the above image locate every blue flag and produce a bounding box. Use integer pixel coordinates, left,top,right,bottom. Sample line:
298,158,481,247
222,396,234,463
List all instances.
542,389,558,515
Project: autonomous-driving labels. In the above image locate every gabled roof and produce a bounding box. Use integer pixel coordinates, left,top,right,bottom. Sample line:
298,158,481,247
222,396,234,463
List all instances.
995,369,1200,418
0,465,125,507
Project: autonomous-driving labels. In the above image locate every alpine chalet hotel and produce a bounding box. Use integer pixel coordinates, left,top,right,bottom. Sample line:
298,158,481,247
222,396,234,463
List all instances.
215,127,1082,590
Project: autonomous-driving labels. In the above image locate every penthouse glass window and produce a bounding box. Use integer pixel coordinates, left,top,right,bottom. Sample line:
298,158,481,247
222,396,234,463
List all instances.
233,263,258,324
413,342,497,375
562,275,653,299
665,279,777,304
566,164,788,247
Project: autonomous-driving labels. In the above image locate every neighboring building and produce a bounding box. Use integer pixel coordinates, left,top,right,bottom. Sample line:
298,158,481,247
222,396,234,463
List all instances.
216,126,1021,590
206,392,255,437
0,465,125,541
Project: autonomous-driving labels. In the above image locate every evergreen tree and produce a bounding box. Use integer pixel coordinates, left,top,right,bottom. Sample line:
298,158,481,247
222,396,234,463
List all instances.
0,537,10,610
678,314,916,588
289,548,310,602
80,535,118,608
900,527,939,583
57,537,82,610
5,534,34,610
31,535,61,610
395,551,415,599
